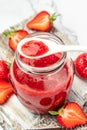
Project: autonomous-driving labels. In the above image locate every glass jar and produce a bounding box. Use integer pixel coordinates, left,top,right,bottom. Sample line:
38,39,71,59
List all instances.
9,32,74,114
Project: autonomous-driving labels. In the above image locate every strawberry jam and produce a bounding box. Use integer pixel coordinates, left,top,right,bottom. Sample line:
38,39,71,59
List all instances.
9,32,74,114
21,40,49,57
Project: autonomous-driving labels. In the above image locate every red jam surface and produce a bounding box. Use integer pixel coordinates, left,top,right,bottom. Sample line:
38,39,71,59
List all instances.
21,40,49,57
9,40,74,114
20,52,62,67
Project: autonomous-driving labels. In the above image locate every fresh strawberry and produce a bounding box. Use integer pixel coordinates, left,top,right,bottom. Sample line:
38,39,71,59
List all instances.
0,60,9,80
49,102,87,129
26,11,57,32
74,53,87,80
4,28,28,51
0,80,13,104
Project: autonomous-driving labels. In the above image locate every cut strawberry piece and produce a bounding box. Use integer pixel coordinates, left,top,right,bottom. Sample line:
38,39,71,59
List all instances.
49,102,87,129
0,60,9,81
0,80,13,104
4,28,28,51
74,53,87,80
26,11,57,32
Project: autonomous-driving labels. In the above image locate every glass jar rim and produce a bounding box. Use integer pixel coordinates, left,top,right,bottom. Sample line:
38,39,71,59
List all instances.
15,32,67,74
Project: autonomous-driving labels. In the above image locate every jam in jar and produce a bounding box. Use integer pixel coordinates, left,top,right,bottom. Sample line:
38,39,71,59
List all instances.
9,32,74,114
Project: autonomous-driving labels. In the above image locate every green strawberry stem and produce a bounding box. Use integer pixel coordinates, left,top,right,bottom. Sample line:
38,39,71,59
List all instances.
6,61,11,70
3,27,17,38
48,110,59,115
49,13,61,22
48,107,64,116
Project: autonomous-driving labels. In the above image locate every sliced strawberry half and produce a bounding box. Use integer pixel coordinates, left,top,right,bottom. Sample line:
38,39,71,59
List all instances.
49,102,87,129
0,80,13,104
4,28,28,51
26,11,57,32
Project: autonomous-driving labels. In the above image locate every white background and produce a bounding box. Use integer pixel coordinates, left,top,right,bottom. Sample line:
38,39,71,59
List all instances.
0,0,87,45
57,0,87,45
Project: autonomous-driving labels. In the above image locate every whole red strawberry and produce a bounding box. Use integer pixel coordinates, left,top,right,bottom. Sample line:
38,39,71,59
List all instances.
74,53,87,80
4,28,28,51
49,102,87,129
0,60,9,80
26,11,57,32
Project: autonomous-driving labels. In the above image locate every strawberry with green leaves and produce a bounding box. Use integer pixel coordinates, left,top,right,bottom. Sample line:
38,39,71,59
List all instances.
4,28,28,51
49,102,87,129
74,53,87,80
26,11,58,32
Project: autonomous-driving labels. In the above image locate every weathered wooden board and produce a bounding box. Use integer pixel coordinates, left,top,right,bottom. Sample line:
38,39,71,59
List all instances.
0,18,87,130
